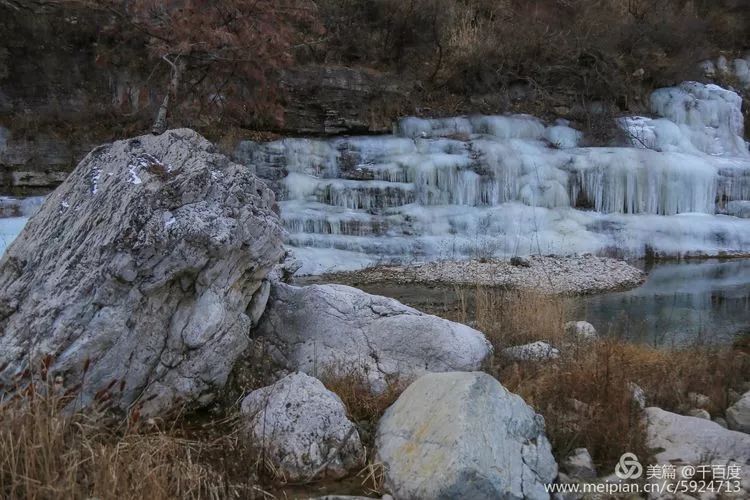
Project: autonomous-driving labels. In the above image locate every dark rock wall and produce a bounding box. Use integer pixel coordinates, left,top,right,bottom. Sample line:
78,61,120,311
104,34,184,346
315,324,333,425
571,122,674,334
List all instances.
1,2,747,195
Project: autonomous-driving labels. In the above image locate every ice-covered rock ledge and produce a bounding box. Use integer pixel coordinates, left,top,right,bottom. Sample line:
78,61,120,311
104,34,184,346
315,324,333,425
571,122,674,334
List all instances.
235,81,750,276
314,255,645,295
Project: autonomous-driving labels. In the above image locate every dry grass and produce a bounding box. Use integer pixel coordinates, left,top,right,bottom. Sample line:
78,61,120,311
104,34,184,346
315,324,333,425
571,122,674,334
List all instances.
320,369,405,496
321,371,405,426
0,378,267,500
453,286,570,350
504,338,750,466
432,286,750,469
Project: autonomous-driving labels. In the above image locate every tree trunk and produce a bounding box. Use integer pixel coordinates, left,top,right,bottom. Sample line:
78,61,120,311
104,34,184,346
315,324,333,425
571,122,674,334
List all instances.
152,57,184,135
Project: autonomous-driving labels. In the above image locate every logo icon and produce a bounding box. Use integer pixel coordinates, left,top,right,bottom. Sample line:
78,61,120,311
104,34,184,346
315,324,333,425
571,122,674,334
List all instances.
615,452,643,479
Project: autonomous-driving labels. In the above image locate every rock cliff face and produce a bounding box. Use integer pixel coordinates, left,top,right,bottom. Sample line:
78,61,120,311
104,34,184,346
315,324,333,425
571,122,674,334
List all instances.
0,3,158,194
0,4,413,195
280,65,411,135
0,129,284,416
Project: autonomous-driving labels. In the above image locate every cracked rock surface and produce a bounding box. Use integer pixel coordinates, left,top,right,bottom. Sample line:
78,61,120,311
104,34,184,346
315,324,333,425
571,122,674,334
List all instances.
0,129,284,415
255,282,492,391
241,372,365,482
375,371,558,500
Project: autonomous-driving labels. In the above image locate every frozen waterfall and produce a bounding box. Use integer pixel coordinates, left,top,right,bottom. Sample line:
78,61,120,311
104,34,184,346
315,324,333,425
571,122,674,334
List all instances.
235,81,750,275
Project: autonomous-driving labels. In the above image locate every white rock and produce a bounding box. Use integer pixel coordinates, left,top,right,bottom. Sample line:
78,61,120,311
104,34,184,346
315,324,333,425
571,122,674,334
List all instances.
561,448,596,480
375,371,558,500
502,341,560,361
241,372,365,482
0,130,284,416
687,392,712,409
714,417,728,428
645,407,750,465
727,390,750,433
564,321,597,340
256,283,492,391
687,408,711,420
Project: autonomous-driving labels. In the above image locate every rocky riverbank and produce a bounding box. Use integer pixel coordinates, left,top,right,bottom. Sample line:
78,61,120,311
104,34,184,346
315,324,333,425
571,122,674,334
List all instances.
313,255,646,295
2,130,749,500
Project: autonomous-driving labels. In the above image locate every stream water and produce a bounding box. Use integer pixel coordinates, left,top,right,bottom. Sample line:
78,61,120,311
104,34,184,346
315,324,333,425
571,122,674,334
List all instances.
576,258,750,346
316,258,750,347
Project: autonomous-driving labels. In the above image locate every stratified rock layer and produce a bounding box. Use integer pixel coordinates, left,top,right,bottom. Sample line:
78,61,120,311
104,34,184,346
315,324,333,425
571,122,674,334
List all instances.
0,129,284,415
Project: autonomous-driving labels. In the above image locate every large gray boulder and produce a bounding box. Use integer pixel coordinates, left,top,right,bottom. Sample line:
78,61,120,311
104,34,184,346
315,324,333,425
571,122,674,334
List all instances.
255,283,492,391
645,407,750,464
644,407,750,498
375,371,558,500
240,372,365,482
0,129,284,415
727,390,750,433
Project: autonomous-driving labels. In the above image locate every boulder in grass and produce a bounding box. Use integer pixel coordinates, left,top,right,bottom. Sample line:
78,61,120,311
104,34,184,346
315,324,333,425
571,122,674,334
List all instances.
645,407,750,464
241,372,365,482
0,129,284,416
501,340,560,362
376,371,558,500
564,321,597,340
727,390,750,433
561,448,596,480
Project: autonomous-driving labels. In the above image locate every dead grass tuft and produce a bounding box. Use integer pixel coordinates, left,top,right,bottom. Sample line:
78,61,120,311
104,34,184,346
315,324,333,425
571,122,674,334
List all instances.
454,286,570,350
0,376,264,500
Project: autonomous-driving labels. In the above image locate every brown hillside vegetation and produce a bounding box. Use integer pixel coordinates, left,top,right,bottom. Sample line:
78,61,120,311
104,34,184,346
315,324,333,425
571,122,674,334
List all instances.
1,0,748,142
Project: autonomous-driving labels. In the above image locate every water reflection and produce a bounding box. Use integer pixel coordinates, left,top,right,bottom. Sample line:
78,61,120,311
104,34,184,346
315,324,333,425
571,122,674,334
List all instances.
578,259,750,346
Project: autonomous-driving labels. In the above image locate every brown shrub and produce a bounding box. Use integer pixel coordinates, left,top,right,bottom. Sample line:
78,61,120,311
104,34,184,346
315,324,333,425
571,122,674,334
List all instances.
317,0,743,127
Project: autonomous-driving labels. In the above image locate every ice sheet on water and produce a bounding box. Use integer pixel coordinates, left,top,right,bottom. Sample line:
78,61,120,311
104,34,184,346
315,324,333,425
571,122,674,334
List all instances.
290,203,750,275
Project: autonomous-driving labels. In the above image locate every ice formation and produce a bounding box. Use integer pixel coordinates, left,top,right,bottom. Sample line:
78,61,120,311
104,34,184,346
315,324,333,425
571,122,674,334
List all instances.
236,81,750,275
700,53,750,90
3,83,750,275
0,196,44,255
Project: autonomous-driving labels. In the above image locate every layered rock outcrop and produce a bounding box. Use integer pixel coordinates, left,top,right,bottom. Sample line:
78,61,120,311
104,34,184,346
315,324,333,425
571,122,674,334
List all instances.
0,129,284,415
